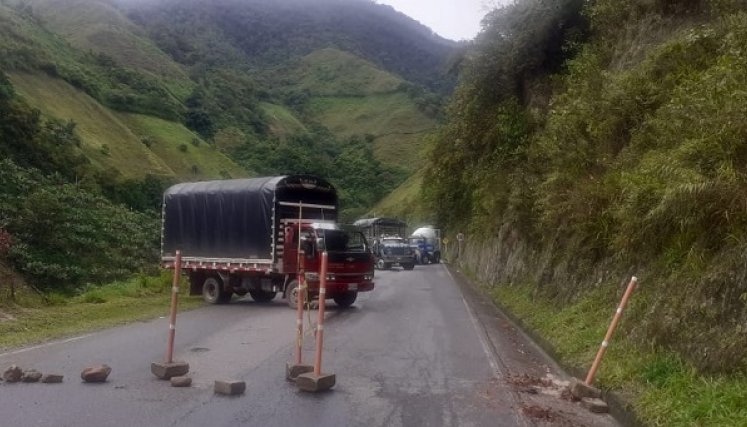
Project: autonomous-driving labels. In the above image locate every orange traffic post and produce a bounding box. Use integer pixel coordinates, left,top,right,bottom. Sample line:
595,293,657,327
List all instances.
287,202,313,381
296,251,336,392
165,250,182,363
151,250,190,380
313,251,329,375
585,276,638,385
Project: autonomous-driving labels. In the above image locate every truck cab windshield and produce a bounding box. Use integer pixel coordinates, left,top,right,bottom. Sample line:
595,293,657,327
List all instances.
316,230,368,253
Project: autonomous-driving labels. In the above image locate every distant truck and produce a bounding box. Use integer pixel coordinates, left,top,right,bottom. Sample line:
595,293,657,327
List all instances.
161,175,375,308
409,227,442,264
353,218,415,270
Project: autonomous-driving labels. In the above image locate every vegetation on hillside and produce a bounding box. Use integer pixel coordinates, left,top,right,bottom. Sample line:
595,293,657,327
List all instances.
0,71,158,290
425,0,747,422
0,0,449,291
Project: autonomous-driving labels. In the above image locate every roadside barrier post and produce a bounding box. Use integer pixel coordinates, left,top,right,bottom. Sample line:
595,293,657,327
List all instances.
585,276,638,385
151,250,190,380
296,251,336,392
286,202,313,381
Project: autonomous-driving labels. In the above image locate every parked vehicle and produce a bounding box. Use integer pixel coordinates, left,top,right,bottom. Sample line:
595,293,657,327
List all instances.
353,218,415,270
410,227,442,264
161,175,375,308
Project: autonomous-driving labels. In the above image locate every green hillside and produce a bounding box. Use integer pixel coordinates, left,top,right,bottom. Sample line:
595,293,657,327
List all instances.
283,48,403,96
308,93,436,171
423,0,747,424
25,0,192,97
0,0,449,293
369,170,427,222
9,73,245,180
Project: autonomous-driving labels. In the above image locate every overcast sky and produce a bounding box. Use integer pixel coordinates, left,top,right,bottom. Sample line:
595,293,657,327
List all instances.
375,0,508,41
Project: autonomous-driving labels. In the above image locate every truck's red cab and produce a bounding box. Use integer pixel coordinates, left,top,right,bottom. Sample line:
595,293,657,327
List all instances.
284,223,375,307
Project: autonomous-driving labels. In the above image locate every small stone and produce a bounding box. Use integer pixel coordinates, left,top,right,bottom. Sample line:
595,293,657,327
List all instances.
81,364,111,383
3,365,23,383
151,361,189,380
41,374,64,384
581,397,609,413
570,378,601,399
170,376,192,387
214,380,245,395
21,369,43,383
296,372,336,392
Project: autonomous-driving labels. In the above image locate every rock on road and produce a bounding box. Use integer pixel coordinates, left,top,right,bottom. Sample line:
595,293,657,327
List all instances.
0,264,617,427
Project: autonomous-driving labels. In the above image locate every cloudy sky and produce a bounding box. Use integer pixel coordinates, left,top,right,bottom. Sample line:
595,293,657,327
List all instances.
375,0,507,41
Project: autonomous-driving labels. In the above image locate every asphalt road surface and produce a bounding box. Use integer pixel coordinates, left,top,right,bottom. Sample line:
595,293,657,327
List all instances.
0,264,618,427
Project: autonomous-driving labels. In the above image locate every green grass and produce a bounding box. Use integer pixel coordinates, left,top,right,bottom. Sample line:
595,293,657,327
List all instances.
26,0,193,99
481,278,747,426
309,92,436,171
288,48,403,96
370,170,428,222
0,273,204,350
9,72,172,179
8,72,246,180
117,112,248,179
260,102,308,138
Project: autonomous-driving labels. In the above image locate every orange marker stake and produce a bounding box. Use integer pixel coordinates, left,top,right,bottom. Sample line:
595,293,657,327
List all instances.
313,251,329,376
585,276,638,385
165,250,182,364
295,202,305,365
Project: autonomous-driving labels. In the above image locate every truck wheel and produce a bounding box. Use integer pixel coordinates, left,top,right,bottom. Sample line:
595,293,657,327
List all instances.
203,276,232,304
286,280,301,309
402,263,415,270
376,258,386,270
433,252,441,263
249,289,276,303
333,291,357,308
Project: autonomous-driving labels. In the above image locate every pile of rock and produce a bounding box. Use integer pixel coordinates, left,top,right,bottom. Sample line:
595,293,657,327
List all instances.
2,365,63,384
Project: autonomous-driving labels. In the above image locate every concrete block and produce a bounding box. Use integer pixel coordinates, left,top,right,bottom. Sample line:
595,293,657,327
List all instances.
285,362,314,382
151,361,189,380
296,372,336,392
214,380,245,395
581,397,609,413
570,378,601,399
170,376,192,387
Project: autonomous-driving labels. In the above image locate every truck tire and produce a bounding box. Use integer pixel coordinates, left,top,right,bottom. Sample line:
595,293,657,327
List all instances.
203,276,232,304
433,252,441,264
333,291,357,308
376,258,386,270
286,280,301,309
249,289,276,303
402,263,415,270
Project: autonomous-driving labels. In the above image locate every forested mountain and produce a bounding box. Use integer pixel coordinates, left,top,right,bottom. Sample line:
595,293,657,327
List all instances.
0,0,455,291
413,0,747,424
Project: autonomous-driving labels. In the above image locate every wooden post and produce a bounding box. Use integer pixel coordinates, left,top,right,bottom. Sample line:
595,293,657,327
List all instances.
585,276,638,385
165,250,182,364
313,251,328,376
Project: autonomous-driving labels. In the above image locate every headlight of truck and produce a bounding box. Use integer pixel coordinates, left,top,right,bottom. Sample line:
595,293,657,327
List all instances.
305,272,319,281
326,273,336,281
363,274,373,281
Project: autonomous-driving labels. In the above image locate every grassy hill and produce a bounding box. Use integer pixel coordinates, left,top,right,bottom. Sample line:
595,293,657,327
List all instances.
0,0,449,294
282,48,403,96
25,0,192,97
9,72,245,180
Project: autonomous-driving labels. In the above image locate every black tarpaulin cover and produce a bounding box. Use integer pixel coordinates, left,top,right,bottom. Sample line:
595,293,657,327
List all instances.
162,175,337,261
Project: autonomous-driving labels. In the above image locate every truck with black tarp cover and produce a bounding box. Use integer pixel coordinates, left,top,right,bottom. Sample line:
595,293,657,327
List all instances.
161,175,375,308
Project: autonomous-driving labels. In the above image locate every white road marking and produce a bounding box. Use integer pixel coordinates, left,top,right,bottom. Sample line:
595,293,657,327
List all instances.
0,333,95,358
